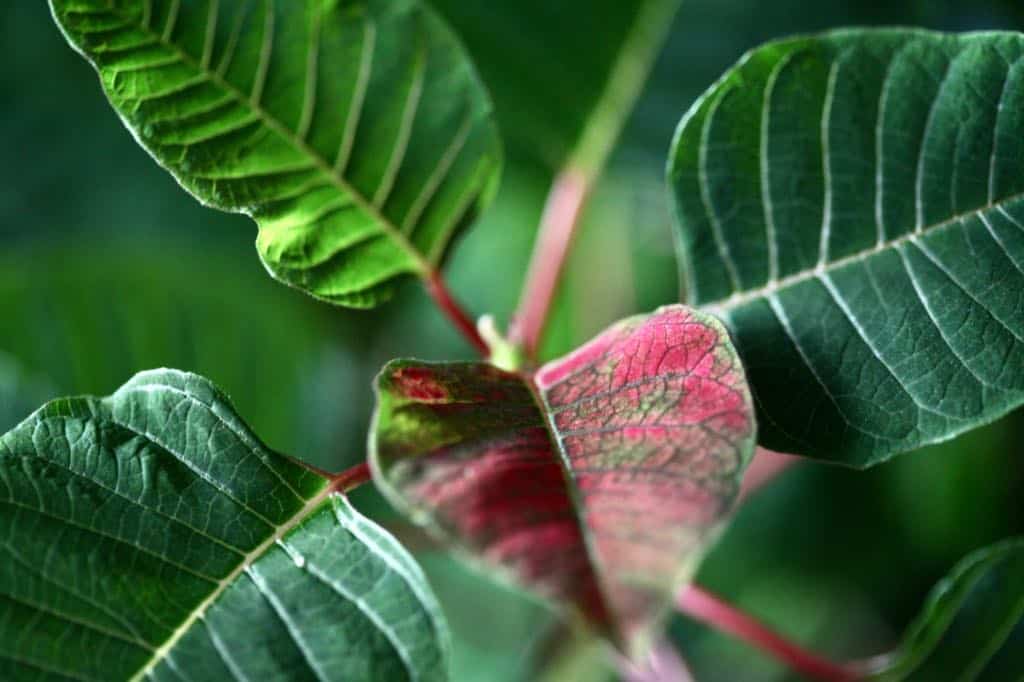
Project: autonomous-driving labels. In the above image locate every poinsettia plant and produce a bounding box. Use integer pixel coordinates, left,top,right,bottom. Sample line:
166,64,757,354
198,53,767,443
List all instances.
3,0,1023,680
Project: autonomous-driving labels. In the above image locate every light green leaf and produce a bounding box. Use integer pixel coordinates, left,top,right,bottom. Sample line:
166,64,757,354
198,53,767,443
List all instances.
49,0,501,308
0,369,449,681
669,29,1024,466
866,538,1024,681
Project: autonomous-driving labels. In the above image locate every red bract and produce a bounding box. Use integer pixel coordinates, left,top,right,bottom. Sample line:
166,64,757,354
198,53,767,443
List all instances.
370,305,755,655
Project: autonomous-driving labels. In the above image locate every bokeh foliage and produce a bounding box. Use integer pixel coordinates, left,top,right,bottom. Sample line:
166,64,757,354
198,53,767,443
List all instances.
3,0,1023,679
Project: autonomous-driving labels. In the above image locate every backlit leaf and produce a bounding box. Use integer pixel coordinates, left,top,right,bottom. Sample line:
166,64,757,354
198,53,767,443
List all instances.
370,305,755,656
50,0,501,308
0,369,449,681
669,29,1024,466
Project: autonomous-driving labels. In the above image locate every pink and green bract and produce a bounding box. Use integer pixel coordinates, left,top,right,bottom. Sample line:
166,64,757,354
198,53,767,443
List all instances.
369,305,756,655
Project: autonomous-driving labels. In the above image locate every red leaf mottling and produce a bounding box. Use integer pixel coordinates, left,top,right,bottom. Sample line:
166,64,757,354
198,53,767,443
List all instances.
536,306,752,650
370,306,755,655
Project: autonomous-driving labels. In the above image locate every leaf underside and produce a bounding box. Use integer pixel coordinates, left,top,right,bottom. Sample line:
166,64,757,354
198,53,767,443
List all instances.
670,29,1024,466
869,538,1024,681
0,370,448,681
370,305,756,656
50,0,501,308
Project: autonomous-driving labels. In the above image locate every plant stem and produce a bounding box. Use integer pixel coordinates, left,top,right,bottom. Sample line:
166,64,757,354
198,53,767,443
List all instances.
509,168,589,359
424,270,490,357
508,0,681,361
676,586,856,682
329,462,372,494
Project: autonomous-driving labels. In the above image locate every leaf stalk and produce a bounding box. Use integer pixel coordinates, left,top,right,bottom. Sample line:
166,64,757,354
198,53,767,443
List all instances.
330,462,373,494
424,271,491,357
509,168,590,360
676,585,857,682
508,0,681,361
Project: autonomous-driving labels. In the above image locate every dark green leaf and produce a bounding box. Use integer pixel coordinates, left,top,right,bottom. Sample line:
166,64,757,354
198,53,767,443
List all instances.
0,369,448,681
866,538,1024,681
669,29,1024,466
50,0,501,308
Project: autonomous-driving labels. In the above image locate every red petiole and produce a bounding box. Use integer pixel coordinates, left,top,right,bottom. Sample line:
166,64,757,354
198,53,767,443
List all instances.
423,270,491,357
677,586,857,681
331,458,855,681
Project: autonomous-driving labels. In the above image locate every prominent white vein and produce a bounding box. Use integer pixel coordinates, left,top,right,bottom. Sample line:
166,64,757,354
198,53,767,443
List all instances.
819,59,841,267
698,90,743,293
914,54,957,231
129,486,333,681
704,191,1024,316
761,53,795,283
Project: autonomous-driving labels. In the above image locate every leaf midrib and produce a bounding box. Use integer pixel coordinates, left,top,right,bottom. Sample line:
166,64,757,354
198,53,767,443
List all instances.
129,481,333,682
105,3,432,276
524,374,618,633
700,190,1024,316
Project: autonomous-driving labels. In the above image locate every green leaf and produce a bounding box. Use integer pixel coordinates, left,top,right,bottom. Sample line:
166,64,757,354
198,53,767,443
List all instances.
370,305,755,656
0,369,449,681
669,29,1024,466
866,538,1024,681
49,0,501,308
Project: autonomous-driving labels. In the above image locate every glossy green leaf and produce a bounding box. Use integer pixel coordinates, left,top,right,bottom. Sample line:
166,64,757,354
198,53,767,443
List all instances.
670,29,1024,466
866,538,1024,681
50,0,501,308
0,369,449,681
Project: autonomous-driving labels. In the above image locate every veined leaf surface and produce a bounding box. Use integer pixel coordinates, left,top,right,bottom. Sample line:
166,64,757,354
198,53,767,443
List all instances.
866,538,1024,681
670,29,1024,465
370,305,755,655
0,370,449,681
50,0,501,308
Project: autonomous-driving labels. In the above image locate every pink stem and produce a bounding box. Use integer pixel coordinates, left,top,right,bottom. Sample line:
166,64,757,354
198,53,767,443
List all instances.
424,271,490,357
738,447,803,503
508,168,590,360
677,586,857,682
329,462,372,494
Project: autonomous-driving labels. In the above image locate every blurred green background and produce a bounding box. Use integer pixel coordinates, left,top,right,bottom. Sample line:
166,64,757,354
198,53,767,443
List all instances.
3,1,1023,680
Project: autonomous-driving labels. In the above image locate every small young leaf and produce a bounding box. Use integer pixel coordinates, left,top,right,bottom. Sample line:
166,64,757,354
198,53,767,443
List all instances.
0,370,449,681
669,29,1024,466
49,0,501,308
866,538,1024,681
370,305,756,656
